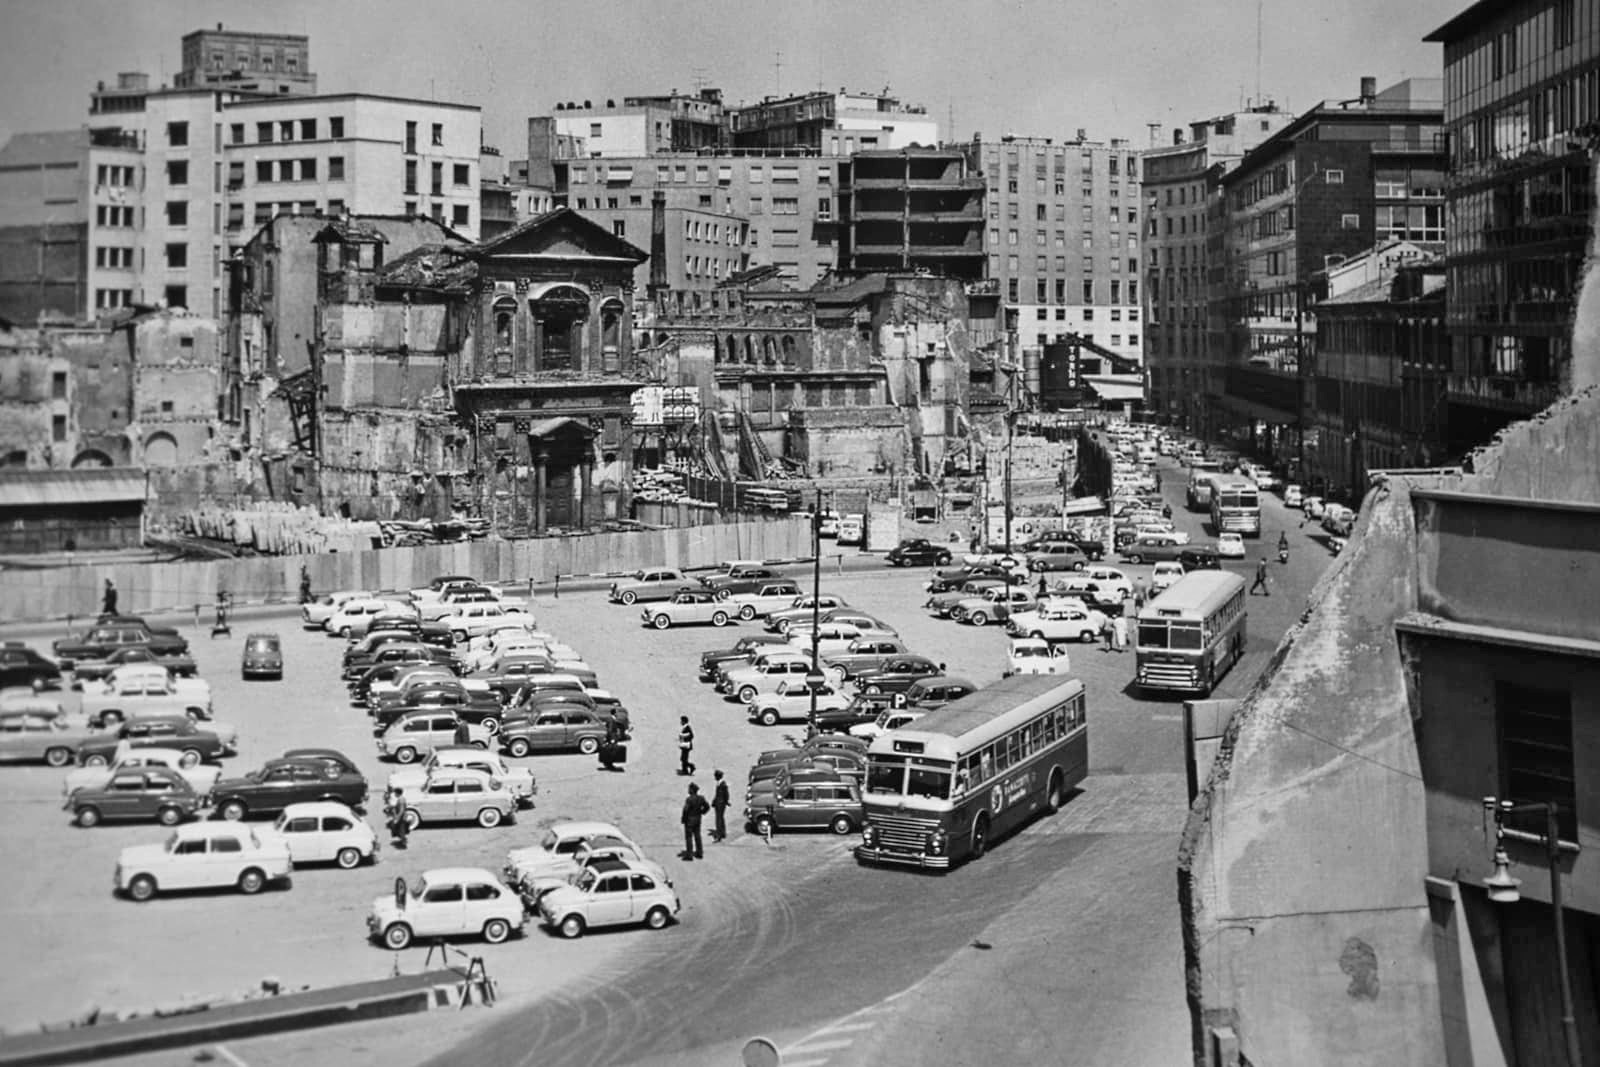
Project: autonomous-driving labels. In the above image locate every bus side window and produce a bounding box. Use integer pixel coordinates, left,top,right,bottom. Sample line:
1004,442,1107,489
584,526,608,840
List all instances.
1044,712,1057,744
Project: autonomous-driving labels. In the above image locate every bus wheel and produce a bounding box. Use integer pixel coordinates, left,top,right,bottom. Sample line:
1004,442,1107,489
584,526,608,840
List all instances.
970,815,990,859
1044,769,1065,814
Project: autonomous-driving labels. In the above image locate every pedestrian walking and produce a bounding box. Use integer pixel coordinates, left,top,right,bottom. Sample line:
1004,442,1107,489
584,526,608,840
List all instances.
1112,613,1129,653
711,770,730,842
680,782,709,860
384,786,409,850
1101,618,1115,652
101,579,118,616
298,565,313,604
1249,557,1271,596
1132,578,1147,612
677,716,696,776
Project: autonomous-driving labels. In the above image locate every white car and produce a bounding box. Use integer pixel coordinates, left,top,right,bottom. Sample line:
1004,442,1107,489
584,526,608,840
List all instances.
436,604,537,641
115,823,293,901
1216,532,1247,559
326,598,417,638
1303,496,1327,520
1004,638,1071,677
722,652,815,705
849,708,926,740
419,588,531,622
503,820,645,892
785,623,864,659
368,867,526,950
387,747,537,806
1150,561,1186,593
536,857,680,939
302,590,374,629
1083,566,1134,601
748,682,851,726
1282,484,1304,508
62,744,222,798
1004,603,1106,643
724,582,806,622
99,664,212,707
259,801,377,869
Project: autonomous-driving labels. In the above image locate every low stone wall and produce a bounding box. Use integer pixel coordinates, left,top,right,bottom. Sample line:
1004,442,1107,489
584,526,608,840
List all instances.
0,517,809,624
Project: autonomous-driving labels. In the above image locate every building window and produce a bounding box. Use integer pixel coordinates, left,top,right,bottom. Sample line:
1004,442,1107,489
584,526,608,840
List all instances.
164,285,186,309
300,158,317,181
165,160,188,186
229,123,245,145
612,219,626,237
328,156,345,181
431,122,444,147
329,116,344,139
1341,213,1360,229
255,160,272,184
405,160,418,194
1082,280,1094,303
453,163,470,187
773,197,799,215
279,120,294,142
277,160,294,182
1496,682,1577,843
453,204,470,227
167,121,188,147
1324,169,1344,184
166,242,187,267
431,162,443,195
166,202,188,226
257,122,273,144
52,414,67,442
300,118,317,140
404,121,417,154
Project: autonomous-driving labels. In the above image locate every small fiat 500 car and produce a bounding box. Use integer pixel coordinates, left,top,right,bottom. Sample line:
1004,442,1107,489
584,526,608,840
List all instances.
503,820,644,891
67,767,204,828
258,801,377,870
241,632,284,680
368,867,525,950
395,767,517,830
388,747,536,807
115,823,292,901
536,856,679,939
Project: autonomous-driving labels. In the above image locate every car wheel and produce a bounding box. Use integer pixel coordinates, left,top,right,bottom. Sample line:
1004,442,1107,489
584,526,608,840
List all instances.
482,917,511,944
754,814,775,837
1073,561,1086,571
829,814,855,835
577,736,600,756
969,612,988,627
1029,560,1044,572
84,753,108,768
340,626,353,639
865,684,883,695
711,611,730,627
127,874,157,902
828,666,847,686
620,590,637,605
507,738,531,758
394,747,418,764
477,807,504,829
237,868,266,894
336,847,363,870
1080,629,1097,644
738,605,757,621
652,614,671,630
403,808,422,831
453,631,468,643
760,709,779,726
776,619,792,634
970,815,990,860
219,799,247,821
101,711,123,726
737,685,757,705
1029,631,1046,641
937,552,952,565
645,906,671,931
558,914,585,939
75,806,102,828
156,806,184,827
1127,554,1143,565
384,923,413,950
179,749,203,769
43,747,71,768
481,716,500,734
1045,769,1065,814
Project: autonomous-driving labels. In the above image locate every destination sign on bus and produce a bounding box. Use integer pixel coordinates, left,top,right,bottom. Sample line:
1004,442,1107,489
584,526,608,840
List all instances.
891,739,926,754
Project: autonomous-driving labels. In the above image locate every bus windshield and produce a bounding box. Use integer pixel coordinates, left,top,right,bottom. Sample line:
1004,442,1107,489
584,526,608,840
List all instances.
1138,620,1204,650
866,754,955,800
1217,490,1258,508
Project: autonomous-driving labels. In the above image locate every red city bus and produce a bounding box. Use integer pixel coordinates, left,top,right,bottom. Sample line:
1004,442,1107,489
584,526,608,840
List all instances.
855,675,1087,870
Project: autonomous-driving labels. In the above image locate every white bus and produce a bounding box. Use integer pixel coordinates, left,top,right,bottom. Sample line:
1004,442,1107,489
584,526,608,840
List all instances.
1134,570,1247,696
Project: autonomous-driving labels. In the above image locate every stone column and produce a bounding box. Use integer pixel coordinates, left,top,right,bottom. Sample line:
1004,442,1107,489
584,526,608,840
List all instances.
534,446,548,536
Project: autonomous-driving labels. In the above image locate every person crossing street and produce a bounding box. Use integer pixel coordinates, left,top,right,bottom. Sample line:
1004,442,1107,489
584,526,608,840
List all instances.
1249,557,1271,596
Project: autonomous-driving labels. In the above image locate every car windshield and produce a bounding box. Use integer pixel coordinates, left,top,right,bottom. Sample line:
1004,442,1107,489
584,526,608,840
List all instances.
164,832,182,852
246,638,277,653
410,875,431,899
1014,645,1048,658
271,812,289,832
574,868,600,891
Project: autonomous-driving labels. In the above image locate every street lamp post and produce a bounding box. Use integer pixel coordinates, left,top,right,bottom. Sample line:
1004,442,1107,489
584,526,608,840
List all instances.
1482,797,1582,1067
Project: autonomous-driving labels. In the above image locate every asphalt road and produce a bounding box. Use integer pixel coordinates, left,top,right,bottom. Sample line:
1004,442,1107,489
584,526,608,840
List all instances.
0,456,1340,1067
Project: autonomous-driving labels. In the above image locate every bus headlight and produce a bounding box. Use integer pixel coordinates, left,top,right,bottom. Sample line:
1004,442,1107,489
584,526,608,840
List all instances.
926,829,947,855
861,825,878,848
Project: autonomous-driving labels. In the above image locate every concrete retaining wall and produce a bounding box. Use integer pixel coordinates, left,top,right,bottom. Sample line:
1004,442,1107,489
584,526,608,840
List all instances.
0,518,809,623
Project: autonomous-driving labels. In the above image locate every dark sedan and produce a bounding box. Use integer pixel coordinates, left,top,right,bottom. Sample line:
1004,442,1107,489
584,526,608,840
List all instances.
0,643,63,691
210,757,370,821
885,539,954,567
925,564,1020,594
853,656,944,697
808,693,898,735
66,768,203,828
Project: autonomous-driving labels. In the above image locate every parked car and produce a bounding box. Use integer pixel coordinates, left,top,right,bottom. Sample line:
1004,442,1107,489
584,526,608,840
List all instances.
765,594,852,634
51,623,189,673
1119,535,1189,565
754,733,869,766
76,715,237,767
116,823,292,901
745,778,862,836
1004,637,1071,677
1322,504,1356,536
608,569,694,605
211,756,370,821
1215,532,1247,559
808,692,899,735
642,590,735,630
723,581,805,621
325,599,418,639
498,707,610,758
924,578,1009,618
504,689,628,738
849,707,926,739
62,744,222,796
0,705,96,767
502,820,648,894
240,632,283,680
820,639,909,687
783,622,867,659
1177,547,1223,571
395,767,518,830
371,680,506,733
720,651,814,705
389,747,536,806
66,767,203,827
903,676,978,709
950,586,1035,627
1004,601,1106,643
301,590,375,629
436,604,538,642
747,682,851,727
853,656,944,699
747,749,863,787
408,576,481,604
88,664,212,717
836,515,865,546
1025,542,1089,572
376,711,493,764
258,801,377,869
885,539,955,567
536,857,680,939
1150,561,1187,593
1282,484,1304,508
698,635,791,681
1302,495,1327,520
368,867,525,949
72,646,198,687
1083,566,1134,600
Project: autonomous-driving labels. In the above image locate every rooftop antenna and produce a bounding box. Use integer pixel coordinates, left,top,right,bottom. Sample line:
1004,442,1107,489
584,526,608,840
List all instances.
1255,0,1263,107
690,67,709,94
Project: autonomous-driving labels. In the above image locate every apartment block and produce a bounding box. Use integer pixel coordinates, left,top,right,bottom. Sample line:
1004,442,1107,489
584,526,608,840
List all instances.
966,134,1146,374
1425,0,1600,451
728,90,939,154
1140,105,1295,430
553,90,726,157
836,148,985,281
175,25,316,95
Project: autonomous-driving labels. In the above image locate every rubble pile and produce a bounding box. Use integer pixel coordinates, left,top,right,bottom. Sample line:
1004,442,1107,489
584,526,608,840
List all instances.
179,503,382,555
376,516,490,546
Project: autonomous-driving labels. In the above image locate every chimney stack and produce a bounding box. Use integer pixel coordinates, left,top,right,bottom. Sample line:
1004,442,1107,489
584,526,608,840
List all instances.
1173,128,1185,146
1360,76,1377,104
648,191,668,306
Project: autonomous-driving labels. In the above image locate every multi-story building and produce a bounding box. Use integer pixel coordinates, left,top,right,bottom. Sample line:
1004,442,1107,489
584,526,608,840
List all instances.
836,148,986,281
728,89,938,154
1140,105,1295,429
174,26,316,95
1214,77,1445,476
552,90,726,157
554,153,842,288
1424,0,1600,453
965,134,1146,383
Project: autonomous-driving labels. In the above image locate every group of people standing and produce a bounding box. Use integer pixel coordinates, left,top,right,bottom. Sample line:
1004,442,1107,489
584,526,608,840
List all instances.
677,716,730,860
